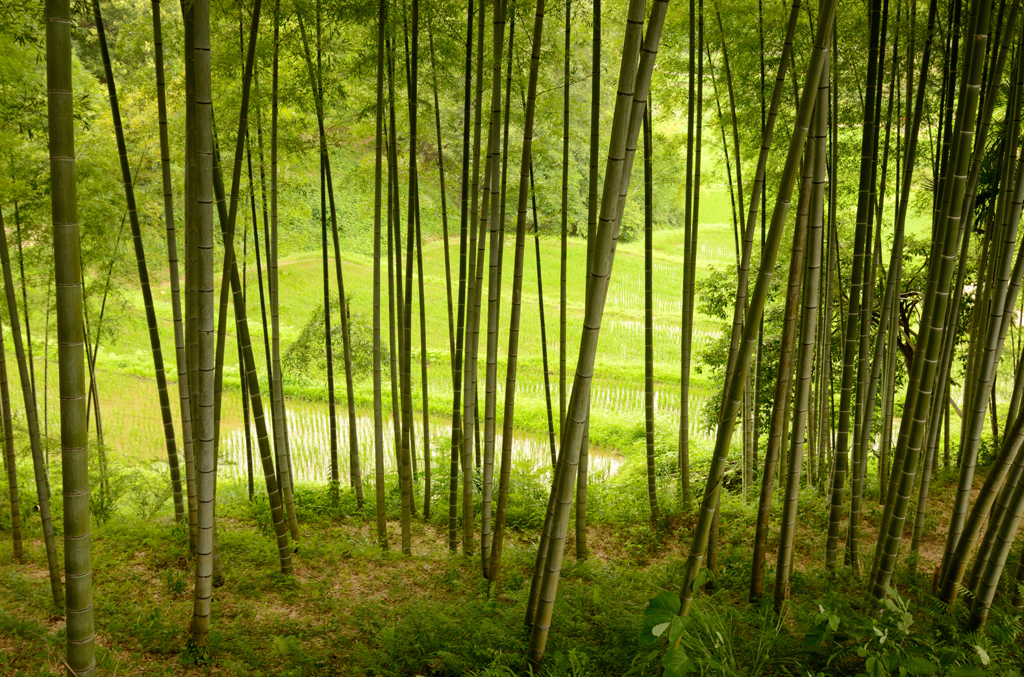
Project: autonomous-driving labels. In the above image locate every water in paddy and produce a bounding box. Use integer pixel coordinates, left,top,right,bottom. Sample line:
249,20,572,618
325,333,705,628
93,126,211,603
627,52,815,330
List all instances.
217,399,624,485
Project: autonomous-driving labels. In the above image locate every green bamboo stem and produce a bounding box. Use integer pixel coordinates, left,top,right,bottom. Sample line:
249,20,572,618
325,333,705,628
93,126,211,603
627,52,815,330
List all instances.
428,29,455,372
939,4,1024,594
968,441,1024,629
0,195,64,610
530,161,557,468
92,0,184,525
528,0,668,662
825,0,883,569
298,12,341,504
558,0,570,447
373,0,388,550
775,54,828,612
154,0,199,549
680,0,836,613
190,0,219,642
680,0,697,513
469,0,487,474
867,0,929,584
873,0,994,598
967,412,1024,593
448,0,473,553
0,272,19,562
46,0,92,668
268,0,292,516
751,123,813,603
462,116,493,559
206,0,294,577
724,0,800,396
480,0,509,575
643,106,658,522
398,0,421,554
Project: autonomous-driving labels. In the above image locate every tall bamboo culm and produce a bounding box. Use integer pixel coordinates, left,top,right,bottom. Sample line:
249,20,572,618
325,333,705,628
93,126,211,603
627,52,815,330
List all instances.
45,0,93,670
190,0,218,644
527,0,669,663
775,51,829,612
480,0,510,576
825,0,883,570
92,0,184,525
0,270,20,562
153,0,198,551
487,0,543,580
0,206,63,608
448,0,473,553
679,0,836,614
872,0,994,598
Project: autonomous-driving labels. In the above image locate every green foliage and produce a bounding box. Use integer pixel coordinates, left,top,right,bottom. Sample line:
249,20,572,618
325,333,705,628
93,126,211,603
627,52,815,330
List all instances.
283,293,384,382
628,570,1024,677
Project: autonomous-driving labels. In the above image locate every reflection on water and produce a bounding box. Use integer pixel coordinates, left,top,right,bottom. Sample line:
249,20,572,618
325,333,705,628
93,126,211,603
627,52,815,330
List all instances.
217,403,623,484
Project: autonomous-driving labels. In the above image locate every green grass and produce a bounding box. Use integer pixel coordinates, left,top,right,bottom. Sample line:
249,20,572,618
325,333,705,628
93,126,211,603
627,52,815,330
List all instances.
1,460,1021,676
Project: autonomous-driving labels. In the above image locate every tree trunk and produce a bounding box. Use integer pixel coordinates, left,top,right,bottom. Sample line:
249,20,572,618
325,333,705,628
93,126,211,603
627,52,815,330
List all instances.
372,0,389,550
679,0,836,613
46,0,92,669
527,0,668,662
0,231,21,563
92,0,184,525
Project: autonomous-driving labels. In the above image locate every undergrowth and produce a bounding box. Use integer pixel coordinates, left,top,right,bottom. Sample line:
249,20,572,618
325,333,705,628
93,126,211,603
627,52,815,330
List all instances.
1,460,1023,675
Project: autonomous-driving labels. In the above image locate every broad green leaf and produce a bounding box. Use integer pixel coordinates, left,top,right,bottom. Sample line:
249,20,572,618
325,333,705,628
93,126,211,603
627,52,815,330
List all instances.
865,655,886,677
803,627,827,647
669,616,687,645
949,667,989,677
902,655,938,675
644,591,681,618
643,591,681,634
661,648,693,677
936,648,961,667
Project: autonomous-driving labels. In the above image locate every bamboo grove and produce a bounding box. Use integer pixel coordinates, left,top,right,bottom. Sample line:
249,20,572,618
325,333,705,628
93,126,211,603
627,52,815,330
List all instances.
5,0,1024,671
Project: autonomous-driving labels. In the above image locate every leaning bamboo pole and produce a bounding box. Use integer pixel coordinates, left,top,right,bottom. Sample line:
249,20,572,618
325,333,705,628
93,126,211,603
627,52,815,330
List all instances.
872,0,995,598
92,0,184,524
750,123,813,602
775,53,828,612
680,0,837,613
527,0,669,663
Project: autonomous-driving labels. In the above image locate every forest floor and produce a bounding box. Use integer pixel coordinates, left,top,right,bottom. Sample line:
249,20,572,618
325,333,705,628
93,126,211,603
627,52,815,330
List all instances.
2,463,1018,677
